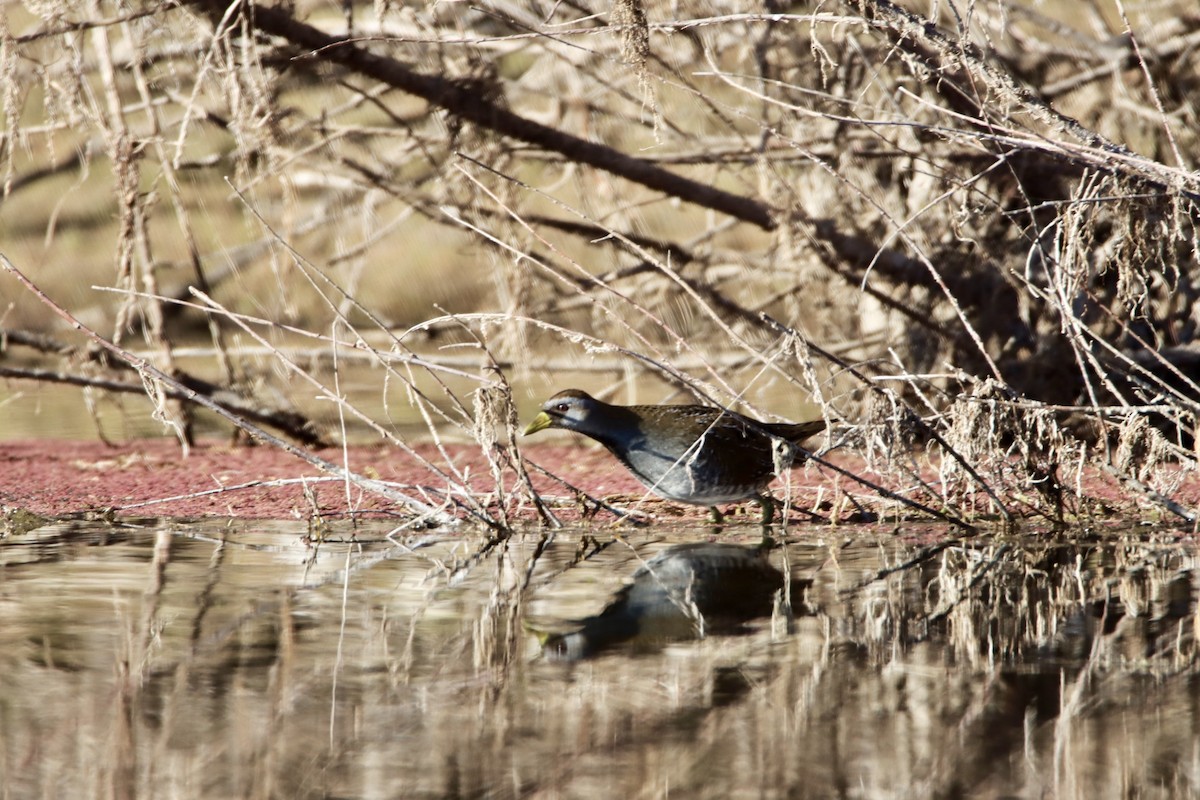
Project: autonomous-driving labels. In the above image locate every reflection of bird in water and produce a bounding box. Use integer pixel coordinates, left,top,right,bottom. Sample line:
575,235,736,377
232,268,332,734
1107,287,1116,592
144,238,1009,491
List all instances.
538,543,809,661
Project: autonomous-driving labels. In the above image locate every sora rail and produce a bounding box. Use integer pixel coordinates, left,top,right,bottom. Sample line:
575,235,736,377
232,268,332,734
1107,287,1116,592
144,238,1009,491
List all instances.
524,389,825,522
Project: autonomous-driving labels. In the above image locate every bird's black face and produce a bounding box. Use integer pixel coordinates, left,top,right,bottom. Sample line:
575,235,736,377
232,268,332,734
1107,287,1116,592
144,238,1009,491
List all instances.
524,391,596,435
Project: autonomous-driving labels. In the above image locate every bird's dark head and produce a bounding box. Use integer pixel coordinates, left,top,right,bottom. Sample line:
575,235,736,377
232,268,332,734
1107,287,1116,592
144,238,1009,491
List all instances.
524,389,601,435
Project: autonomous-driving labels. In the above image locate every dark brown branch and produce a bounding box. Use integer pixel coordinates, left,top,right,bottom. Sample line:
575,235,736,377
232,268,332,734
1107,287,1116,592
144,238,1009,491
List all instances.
0,328,327,447
6,143,95,195
1100,463,1196,524
185,0,776,230
1042,20,1200,99
192,2,974,327
0,328,75,355
0,363,327,448
338,156,699,265
13,5,166,44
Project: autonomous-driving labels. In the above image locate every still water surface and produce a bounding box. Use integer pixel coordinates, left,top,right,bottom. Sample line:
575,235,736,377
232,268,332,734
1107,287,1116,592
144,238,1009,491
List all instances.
1,519,1196,798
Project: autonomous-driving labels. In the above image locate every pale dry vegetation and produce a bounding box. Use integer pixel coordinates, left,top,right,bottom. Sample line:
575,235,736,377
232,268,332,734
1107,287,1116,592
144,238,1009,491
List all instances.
1,0,1198,528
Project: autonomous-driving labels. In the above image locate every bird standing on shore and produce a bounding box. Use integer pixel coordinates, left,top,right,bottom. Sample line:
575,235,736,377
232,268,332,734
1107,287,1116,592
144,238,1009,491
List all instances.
524,389,825,522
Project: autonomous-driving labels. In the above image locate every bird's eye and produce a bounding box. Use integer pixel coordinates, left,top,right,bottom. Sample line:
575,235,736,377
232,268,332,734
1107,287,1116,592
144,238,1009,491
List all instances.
555,402,570,413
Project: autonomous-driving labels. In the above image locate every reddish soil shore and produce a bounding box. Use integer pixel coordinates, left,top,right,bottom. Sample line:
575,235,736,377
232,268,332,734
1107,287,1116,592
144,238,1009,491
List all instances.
0,438,716,522
0,438,847,522
1,438,1196,528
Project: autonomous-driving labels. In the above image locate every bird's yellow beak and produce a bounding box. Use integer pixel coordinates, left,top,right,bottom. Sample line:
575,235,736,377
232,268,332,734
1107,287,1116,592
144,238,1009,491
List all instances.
524,411,553,435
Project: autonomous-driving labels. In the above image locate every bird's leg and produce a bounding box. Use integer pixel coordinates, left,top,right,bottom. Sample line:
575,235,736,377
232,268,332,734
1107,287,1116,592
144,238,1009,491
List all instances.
757,495,776,526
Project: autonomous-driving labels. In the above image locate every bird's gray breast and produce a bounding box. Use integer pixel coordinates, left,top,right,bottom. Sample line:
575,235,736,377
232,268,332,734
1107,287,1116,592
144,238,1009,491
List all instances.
607,431,770,504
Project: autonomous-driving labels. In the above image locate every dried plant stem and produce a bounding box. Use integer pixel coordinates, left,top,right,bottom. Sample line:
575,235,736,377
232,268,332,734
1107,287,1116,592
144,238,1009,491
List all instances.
761,315,1013,522
186,288,500,528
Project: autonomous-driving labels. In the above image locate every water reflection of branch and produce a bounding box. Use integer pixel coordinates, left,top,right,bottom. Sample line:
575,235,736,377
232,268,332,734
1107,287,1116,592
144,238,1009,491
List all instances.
188,533,227,651
838,538,962,595
518,533,615,595
435,531,513,585
924,544,1013,627
1052,591,1112,795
